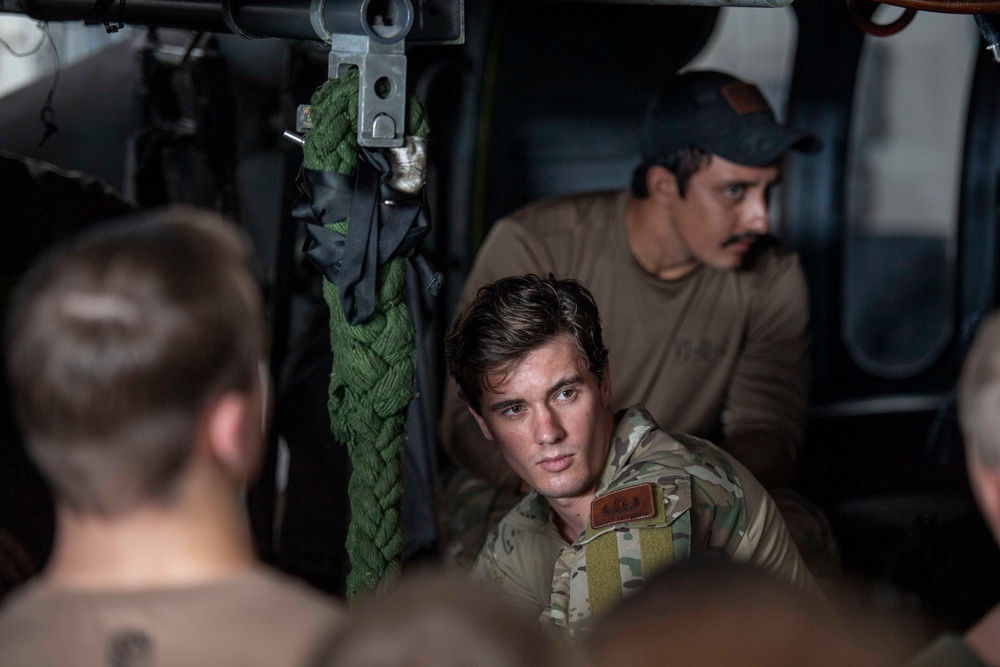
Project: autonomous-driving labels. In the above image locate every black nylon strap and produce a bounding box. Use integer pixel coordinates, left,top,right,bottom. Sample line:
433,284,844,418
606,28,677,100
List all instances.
293,147,439,325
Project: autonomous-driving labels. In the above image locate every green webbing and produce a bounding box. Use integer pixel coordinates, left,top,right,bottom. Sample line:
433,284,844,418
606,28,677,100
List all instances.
303,68,430,602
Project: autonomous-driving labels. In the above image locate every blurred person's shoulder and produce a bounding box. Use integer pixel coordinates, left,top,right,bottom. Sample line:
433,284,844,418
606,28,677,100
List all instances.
0,568,344,667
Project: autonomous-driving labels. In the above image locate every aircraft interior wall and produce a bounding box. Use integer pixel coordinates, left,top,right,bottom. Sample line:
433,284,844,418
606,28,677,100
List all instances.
1,0,1000,635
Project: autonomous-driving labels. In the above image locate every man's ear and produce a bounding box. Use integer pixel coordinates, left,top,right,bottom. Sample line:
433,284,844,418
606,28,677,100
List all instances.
469,405,495,442
204,392,256,479
646,165,680,206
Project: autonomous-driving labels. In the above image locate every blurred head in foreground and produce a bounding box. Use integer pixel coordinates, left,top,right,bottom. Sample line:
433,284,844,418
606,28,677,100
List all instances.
586,561,884,667
959,312,1000,544
310,570,569,667
6,205,267,516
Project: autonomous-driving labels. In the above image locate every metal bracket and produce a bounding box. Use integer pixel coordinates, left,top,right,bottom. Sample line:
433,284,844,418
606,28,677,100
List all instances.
329,34,407,148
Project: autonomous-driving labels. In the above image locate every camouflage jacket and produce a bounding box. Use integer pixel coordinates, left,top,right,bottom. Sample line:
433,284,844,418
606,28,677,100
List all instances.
472,404,816,638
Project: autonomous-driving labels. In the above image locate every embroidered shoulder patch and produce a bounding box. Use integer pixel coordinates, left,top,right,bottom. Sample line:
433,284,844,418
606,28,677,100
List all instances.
591,483,656,529
721,81,768,115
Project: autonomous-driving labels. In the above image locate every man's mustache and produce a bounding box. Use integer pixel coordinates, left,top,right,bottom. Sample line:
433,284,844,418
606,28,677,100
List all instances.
721,232,760,248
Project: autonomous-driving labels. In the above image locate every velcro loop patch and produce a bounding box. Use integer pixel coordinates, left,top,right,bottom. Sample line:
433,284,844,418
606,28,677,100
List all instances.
591,483,656,529
721,81,768,115
587,531,624,614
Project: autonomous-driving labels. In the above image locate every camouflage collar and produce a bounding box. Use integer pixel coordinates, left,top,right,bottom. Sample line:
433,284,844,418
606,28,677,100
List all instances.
595,404,666,494
507,489,559,531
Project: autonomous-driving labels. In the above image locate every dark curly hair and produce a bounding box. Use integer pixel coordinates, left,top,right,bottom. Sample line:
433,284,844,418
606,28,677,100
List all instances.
445,274,609,414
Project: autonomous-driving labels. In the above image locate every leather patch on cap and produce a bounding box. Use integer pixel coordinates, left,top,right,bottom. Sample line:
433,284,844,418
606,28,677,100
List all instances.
591,483,656,529
721,81,768,115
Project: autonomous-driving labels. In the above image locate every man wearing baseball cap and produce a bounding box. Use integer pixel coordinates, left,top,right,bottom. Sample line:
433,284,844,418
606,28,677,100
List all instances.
441,69,824,567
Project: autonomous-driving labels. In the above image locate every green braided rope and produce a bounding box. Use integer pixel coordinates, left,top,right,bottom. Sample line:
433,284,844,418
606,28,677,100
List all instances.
303,68,430,602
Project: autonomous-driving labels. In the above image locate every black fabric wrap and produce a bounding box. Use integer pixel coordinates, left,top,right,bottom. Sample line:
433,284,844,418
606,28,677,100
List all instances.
293,147,441,325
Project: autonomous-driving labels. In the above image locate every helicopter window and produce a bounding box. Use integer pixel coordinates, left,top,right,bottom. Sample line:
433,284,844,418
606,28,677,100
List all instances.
0,16,133,99
685,5,796,231
842,9,977,379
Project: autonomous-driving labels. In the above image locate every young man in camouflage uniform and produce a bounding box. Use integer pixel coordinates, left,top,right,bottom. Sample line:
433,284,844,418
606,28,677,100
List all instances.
445,274,818,638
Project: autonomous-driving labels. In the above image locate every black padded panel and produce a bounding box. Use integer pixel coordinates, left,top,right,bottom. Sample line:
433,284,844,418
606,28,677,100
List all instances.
478,2,719,232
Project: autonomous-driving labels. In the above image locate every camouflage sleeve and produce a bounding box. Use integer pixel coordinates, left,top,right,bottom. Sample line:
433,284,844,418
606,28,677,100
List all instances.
722,252,809,489
684,439,751,558
736,458,822,598
682,434,821,599
471,526,549,619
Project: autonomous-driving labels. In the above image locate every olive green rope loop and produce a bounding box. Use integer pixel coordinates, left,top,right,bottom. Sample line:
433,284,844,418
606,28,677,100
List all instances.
303,68,429,602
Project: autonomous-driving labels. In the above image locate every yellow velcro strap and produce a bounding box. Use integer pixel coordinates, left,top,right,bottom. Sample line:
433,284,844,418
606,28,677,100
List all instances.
586,531,622,614
639,525,674,577
586,525,676,616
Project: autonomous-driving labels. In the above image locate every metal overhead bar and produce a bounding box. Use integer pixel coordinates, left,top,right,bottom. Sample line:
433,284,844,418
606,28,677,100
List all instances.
1,0,465,147
535,1,795,7
0,0,463,43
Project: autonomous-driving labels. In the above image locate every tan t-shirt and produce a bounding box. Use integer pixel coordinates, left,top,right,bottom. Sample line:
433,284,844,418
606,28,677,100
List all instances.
0,568,345,667
443,190,809,489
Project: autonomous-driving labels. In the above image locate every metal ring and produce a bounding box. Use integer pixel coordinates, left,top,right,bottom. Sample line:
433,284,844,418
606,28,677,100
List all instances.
847,0,918,37
360,0,413,45
310,0,332,43
221,0,260,39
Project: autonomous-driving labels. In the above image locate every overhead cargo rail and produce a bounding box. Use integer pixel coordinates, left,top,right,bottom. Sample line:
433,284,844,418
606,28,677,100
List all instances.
0,0,464,44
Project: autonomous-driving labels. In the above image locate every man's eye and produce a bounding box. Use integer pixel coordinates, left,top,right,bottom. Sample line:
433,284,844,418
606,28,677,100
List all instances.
556,388,577,401
503,405,524,417
725,184,746,199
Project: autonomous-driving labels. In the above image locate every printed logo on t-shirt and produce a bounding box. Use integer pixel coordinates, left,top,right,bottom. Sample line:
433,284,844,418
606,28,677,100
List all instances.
108,629,153,667
672,337,729,362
